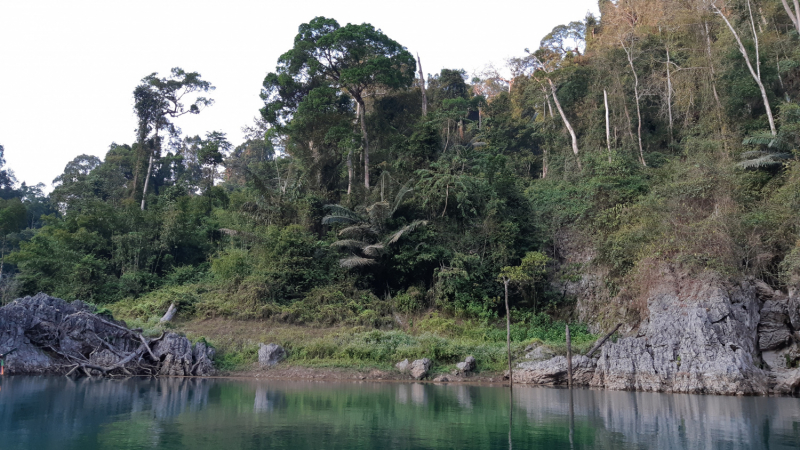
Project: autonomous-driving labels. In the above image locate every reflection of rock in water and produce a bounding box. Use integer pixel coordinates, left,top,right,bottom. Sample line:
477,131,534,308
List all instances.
513,386,800,449
411,383,427,406
254,384,287,412
0,376,212,449
454,385,473,409
396,384,409,404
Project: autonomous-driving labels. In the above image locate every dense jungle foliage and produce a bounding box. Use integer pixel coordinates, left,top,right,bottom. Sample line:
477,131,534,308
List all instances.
2,0,800,335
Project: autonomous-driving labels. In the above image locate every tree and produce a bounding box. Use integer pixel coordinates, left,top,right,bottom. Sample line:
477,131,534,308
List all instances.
0,145,17,200
261,17,416,193
134,68,214,210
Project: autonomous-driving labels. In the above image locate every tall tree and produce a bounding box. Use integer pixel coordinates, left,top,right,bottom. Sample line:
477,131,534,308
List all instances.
261,17,416,192
134,68,214,210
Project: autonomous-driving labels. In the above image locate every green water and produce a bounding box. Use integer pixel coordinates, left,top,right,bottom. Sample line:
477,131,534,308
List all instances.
0,376,799,449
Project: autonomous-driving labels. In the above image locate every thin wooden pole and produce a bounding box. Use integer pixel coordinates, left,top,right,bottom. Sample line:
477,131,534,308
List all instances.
505,278,513,387
566,324,573,387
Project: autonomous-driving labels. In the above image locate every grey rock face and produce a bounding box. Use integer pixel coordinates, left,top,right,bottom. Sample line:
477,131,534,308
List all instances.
516,268,772,395
0,293,214,376
395,359,410,372
258,343,286,367
514,355,596,385
758,299,792,351
591,270,768,395
456,355,476,373
409,358,431,379
153,332,194,376
192,341,216,376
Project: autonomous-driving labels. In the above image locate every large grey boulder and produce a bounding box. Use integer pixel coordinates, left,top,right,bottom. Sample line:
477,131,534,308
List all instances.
153,332,194,376
409,358,431,379
258,343,286,367
395,359,410,372
456,356,476,373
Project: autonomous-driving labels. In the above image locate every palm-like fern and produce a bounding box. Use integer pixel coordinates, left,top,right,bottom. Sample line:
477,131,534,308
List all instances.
738,132,792,169
322,186,427,269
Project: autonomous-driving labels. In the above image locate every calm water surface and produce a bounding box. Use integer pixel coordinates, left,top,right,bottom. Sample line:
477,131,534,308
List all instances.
0,376,799,449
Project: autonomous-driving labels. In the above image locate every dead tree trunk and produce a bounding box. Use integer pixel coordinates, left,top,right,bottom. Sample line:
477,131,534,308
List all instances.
621,39,647,167
780,0,800,34
584,323,622,358
417,53,427,117
713,1,776,135
604,89,611,160
666,45,674,143
548,78,581,170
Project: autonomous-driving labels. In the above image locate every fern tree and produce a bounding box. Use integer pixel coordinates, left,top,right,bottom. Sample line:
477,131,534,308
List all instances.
739,103,800,169
322,186,427,269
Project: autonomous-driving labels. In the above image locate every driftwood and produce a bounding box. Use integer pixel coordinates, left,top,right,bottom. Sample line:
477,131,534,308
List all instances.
585,323,623,359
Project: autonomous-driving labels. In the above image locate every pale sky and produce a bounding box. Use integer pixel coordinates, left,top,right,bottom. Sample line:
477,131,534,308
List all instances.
0,0,599,190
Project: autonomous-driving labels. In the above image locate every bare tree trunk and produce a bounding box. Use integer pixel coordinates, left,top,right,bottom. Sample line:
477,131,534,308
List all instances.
348,104,357,195
159,303,177,323
703,21,724,116
542,148,549,179
780,0,800,34
141,147,155,210
505,278,513,387
358,98,370,189
417,53,427,116
713,2,776,135
666,45,674,143
604,89,611,161
622,40,647,167
548,78,580,169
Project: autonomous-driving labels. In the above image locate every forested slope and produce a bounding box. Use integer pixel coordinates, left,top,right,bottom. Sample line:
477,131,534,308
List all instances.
2,0,800,342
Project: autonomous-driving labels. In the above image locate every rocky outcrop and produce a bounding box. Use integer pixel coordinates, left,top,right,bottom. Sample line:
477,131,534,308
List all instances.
258,343,286,367
395,359,410,372
513,267,800,395
0,293,214,376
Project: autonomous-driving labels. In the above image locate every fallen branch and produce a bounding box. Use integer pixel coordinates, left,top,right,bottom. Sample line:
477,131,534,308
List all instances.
585,323,623,359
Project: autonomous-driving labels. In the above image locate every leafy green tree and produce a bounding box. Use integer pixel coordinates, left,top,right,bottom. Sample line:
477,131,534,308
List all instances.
134,68,214,210
261,17,416,192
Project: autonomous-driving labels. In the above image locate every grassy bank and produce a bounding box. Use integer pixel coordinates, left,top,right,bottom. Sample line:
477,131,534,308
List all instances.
110,305,598,375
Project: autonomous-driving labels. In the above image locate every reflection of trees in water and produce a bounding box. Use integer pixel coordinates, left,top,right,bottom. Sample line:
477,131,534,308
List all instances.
2,378,799,449
0,376,212,449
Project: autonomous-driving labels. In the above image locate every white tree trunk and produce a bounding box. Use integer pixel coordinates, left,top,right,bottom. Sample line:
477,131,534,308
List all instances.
714,2,776,135
417,53,427,117
604,89,611,157
780,0,800,34
622,40,647,167
548,78,580,163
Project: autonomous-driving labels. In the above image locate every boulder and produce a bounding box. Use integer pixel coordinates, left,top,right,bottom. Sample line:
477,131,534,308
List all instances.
455,356,476,373
409,358,431,379
433,375,450,382
395,359,410,372
153,332,194,376
258,343,286,367
192,341,216,376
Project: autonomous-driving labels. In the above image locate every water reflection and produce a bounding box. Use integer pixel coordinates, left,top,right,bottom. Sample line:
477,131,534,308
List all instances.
0,376,798,450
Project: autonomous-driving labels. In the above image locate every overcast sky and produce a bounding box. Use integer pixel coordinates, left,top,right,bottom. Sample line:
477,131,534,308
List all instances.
0,0,599,190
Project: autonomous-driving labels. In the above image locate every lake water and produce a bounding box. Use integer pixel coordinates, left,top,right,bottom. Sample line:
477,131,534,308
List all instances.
0,376,799,449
